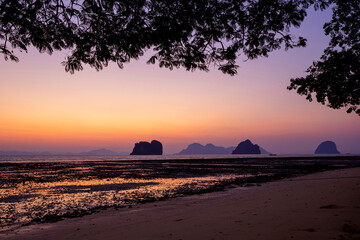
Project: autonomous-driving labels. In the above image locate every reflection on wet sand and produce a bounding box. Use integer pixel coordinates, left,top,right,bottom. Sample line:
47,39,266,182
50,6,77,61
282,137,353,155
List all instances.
0,174,242,231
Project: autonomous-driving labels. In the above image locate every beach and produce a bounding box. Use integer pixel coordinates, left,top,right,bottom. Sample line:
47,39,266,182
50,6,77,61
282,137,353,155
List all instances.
2,167,360,240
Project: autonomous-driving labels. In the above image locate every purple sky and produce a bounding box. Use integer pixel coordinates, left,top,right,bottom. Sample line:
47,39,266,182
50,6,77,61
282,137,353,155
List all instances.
0,7,359,154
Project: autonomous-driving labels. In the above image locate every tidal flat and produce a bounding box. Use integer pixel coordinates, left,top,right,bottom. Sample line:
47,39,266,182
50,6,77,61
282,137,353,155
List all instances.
1,155,360,232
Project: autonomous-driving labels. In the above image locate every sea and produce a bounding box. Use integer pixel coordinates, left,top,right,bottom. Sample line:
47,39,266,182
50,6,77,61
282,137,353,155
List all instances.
0,154,267,162
0,153,327,163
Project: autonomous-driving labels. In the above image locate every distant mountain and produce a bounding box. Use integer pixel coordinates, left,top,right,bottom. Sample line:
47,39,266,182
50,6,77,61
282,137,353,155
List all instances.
177,143,233,154
259,147,271,155
226,146,236,153
177,143,270,155
80,148,120,155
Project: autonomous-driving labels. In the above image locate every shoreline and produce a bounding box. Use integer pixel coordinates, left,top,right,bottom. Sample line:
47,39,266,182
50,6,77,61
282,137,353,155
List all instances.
2,167,360,240
2,155,359,230
1,154,360,163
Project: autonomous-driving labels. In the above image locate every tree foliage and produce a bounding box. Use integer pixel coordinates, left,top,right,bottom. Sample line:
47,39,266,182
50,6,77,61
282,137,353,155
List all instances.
0,0,359,115
288,0,359,115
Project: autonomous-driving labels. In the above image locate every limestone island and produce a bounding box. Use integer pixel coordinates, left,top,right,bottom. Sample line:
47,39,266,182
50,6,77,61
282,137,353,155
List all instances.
130,140,163,155
232,139,261,154
315,141,340,154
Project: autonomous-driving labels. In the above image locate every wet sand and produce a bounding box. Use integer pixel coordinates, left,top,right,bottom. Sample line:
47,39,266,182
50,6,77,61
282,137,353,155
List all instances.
2,167,360,240
3,155,359,229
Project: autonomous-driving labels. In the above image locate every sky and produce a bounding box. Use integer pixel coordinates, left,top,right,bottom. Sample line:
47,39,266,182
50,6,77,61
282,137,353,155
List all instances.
0,8,359,154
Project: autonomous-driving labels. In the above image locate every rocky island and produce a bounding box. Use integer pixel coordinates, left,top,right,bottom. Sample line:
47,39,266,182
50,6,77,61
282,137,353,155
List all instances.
315,141,340,154
130,140,163,155
232,139,261,154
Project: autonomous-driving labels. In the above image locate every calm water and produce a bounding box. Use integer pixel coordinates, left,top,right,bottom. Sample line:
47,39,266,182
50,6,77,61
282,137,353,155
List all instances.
0,153,344,162
0,154,264,162
1,154,359,232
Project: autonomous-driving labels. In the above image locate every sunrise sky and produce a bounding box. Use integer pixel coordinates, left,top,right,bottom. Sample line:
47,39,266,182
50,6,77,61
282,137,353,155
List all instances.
0,8,359,154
